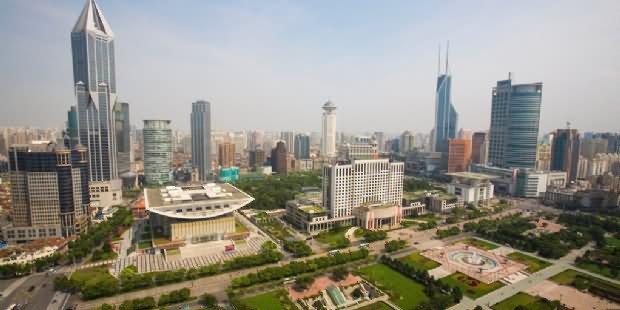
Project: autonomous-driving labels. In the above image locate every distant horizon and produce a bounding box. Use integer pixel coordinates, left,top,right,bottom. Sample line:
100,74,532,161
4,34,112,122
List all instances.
1,1,619,134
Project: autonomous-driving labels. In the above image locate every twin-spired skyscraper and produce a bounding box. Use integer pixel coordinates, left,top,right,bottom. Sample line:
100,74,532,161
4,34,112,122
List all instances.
433,43,458,154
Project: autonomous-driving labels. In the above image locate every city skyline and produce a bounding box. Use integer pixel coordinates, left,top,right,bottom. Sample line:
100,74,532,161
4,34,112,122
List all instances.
1,1,619,134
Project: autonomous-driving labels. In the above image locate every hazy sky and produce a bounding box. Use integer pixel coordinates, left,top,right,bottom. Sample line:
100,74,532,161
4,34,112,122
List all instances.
1,0,619,135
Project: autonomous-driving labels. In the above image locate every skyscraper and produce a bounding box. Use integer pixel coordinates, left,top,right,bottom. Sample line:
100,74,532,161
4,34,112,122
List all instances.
248,148,265,171
433,43,458,154
294,134,310,160
3,142,90,242
400,131,415,153
551,128,581,181
280,131,295,154
321,101,337,158
271,141,288,174
71,0,118,182
143,120,173,185
448,139,472,172
191,100,211,181
488,74,543,169
114,102,130,174
218,142,235,168
471,132,488,164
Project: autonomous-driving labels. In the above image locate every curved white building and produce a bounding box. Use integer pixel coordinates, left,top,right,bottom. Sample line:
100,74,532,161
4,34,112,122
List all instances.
145,183,254,242
321,101,337,158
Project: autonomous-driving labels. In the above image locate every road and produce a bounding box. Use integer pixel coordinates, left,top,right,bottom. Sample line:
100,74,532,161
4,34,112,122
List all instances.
0,273,59,310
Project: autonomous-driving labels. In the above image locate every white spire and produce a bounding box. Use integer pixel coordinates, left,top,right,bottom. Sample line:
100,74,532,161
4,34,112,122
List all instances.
72,0,114,37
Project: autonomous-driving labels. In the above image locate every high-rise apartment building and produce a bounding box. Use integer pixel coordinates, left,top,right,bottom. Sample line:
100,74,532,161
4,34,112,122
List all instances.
248,148,266,171
580,137,608,159
433,44,458,154
271,141,288,175
3,142,90,243
471,132,488,164
143,120,173,185
321,101,337,158
114,102,131,175
191,100,211,181
448,139,472,172
536,143,552,171
280,132,295,154
218,142,235,168
294,134,310,160
488,74,543,169
551,128,581,181
373,132,385,152
322,159,404,219
400,131,415,153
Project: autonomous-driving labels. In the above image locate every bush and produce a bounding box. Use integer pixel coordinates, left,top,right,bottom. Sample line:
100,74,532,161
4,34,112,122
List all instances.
385,240,407,252
158,288,191,306
200,293,217,307
362,230,387,242
283,240,313,257
436,227,460,239
119,296,156,310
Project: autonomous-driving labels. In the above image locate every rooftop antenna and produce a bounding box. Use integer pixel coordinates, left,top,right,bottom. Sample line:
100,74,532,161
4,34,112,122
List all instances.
445,40,450,74
437,44,441,76
566,121,571,129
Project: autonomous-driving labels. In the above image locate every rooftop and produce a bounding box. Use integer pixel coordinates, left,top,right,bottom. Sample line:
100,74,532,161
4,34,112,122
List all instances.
403,191,429,200
446,172,497,181
146,183,250,208
300,205,325,214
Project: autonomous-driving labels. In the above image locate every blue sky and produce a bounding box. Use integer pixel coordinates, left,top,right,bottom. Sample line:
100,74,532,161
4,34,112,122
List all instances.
1,0,619,134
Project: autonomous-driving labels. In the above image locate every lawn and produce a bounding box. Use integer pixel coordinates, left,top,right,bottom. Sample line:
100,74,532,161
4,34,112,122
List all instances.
549,269,583,285
507,252,551,272
577,262,620,281
461,238,498,250
492,292,558,310
315,226,351,249
239,290,296,310
138,240,152,249
440,272,504,299
356,301,393,310
399,252,440,271
358,264,429,309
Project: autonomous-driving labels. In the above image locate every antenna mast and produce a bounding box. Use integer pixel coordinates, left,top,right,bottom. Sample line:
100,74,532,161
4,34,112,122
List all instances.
445,40,450,74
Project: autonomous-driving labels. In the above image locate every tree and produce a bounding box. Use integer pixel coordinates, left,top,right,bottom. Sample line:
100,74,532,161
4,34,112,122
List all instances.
293,276,314,291
330,266,349,281
261,240,277,251
385,240,407,252
93,304,115,310
352,287,363,299
200,293,218,307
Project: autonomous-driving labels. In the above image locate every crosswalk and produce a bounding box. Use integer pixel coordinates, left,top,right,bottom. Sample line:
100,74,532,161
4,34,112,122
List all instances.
108,236,270,275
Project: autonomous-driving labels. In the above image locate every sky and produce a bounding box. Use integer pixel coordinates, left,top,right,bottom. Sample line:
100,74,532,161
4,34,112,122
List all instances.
1,0,619,135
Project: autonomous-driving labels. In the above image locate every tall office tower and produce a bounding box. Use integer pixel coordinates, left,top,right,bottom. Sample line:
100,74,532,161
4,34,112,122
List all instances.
551,128,581,181
280,132,295,154
372,132,384,152
271,141,288,174
448,139,472,172
321,101,337,158
433,43,458,154
248,148,266,170
601,133,620,153
143,120,173,185
471,132,488,164
322,159,404,219
580,137,608,159
191,100,211,181
65,106,80,148
114,102,130,174
536,143,552,171
294,134,310,160
218,142,235,168
488,74,543,169
3,142,89,242
400,131,415,153
71,0,119,182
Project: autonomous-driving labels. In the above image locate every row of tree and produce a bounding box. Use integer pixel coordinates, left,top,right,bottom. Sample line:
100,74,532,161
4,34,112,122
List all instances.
380,256,462,310
236,171,321,210
0,252,62,278
230,248,369,288
55,243,284,300
435,226,461,239
283,240,313,257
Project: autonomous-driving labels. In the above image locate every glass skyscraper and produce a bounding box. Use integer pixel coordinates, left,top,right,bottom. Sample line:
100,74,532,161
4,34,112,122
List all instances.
191,100,212,181
294,134,310,160
143,120,173,185
71,0,118,182
433,50,458,154
114,102,131,174
488,74,543,169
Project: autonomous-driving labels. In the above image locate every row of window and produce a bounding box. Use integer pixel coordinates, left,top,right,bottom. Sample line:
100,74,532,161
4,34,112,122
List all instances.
174,204,231,213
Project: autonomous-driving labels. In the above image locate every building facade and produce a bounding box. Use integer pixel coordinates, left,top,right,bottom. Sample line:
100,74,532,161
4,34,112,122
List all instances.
447,138,472,172
488,74,543,169
433,47,458,154
70,0,122,208
321,101,337,158
294,134,310,160
191,100,212,181
248,148,265,171
536,143,552,171
280,132,295,154
143,120,173,185
114,102,131,175
322,159,404,219
400,131,416,153
271,141,288,174
471,132,488,164
3,142,90,243
551,128,580,181
217,142,235,168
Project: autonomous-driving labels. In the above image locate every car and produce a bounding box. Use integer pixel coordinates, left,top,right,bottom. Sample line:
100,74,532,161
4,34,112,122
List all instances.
27,286,35,292
414,241,419,245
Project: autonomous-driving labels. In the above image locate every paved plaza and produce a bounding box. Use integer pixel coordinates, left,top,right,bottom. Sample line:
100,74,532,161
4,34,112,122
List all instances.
111,235,269,274
526,280,620,310
422,243,527,284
